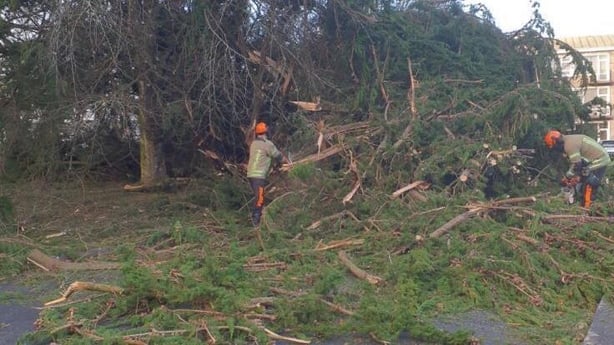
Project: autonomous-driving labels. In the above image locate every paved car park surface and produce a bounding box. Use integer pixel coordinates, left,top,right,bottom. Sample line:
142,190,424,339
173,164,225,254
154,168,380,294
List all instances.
0,284,40,345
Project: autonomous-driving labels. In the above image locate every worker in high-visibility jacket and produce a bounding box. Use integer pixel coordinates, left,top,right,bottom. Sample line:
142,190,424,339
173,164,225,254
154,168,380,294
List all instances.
544,130,611,207
247,122,289,226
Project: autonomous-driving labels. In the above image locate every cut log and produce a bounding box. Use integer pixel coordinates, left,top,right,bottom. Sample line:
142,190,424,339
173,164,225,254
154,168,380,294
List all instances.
458,169,476,183
338,250,383,285
27,249,120,272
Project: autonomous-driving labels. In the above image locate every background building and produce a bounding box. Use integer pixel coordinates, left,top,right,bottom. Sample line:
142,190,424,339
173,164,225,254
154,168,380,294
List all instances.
558,35,614,140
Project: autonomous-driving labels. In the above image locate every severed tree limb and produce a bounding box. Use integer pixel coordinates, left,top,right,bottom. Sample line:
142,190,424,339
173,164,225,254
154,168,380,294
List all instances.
514,233,539,246
247,51,294,95
319,298,355,316
243,261,287,272
391,56,418,150
371,44,391,121
430,196,537,239
407,56,417,120
324,121,370,135
343,180,361,205
342,150,361,205
315,238,364,251
289,98,322,112
370,332,392,345
541,214,614,224
430,208,482,239
489,196,537,206
280,145,343,172
45,281,124,306
338,251,383,285
263,327,311,344
198,149,238,174
592,231,614,244
306,210,360,230
391,180,428,198
270,287,306,297
245,313,277,321
269,286,355,316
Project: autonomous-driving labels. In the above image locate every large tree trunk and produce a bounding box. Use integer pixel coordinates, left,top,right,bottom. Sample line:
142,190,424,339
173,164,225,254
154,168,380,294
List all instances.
137,79,167,187
127,1,167,189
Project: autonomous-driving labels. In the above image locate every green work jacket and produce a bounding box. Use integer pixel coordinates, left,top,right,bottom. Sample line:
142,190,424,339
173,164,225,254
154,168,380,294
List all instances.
247,136,282,179
563,134,611,176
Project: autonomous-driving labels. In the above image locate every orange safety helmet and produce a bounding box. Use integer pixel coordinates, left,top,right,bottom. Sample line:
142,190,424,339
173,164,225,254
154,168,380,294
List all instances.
255,122,268,135
544,130,562,149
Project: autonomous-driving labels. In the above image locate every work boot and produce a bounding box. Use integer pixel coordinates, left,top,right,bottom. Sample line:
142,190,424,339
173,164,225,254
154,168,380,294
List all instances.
251,209,262,227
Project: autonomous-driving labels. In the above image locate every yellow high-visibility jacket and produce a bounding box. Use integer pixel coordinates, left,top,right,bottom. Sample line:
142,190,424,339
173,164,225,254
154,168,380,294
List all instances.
563,134,611,176
247,136,282,179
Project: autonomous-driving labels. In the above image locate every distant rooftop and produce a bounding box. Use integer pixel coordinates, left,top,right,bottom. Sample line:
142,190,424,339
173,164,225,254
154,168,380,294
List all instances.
558,35,614,50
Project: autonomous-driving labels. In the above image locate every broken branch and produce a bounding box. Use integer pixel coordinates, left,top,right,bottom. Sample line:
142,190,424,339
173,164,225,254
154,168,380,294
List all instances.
338,250,383,285
430,208,481,239
45,281,123,306
391,180,428,198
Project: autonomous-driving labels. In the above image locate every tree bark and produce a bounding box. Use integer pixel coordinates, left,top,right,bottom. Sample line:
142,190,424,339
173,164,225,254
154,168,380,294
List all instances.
128,1,167,188
136,79,167,187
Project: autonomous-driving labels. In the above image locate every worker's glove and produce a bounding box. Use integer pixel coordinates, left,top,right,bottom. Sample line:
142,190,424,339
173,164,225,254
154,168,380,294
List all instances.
560,176,580,187
585,174,600,188
565,170,576,179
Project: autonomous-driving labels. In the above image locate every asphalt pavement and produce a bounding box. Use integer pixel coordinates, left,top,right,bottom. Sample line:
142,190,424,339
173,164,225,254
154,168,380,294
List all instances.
0,283,40,345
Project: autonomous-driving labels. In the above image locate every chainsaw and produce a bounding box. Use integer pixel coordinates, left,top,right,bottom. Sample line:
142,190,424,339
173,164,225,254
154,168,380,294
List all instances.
560,176,581,204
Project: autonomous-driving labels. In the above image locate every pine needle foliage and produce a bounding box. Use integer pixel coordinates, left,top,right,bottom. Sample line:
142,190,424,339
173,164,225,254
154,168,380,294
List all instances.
3,1,614,345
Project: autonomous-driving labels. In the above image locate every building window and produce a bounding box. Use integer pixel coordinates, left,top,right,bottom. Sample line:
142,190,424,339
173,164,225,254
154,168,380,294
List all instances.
597,122,609,141
560,53,610,81
579,86,611,117
586,54,610,82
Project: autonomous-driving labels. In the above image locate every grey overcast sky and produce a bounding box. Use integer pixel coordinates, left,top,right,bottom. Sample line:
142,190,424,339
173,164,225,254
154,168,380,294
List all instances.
464,0,614,38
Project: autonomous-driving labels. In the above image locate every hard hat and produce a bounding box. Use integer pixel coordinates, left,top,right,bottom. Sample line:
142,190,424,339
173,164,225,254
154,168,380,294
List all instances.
255,122,268,135
544,130,561,149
